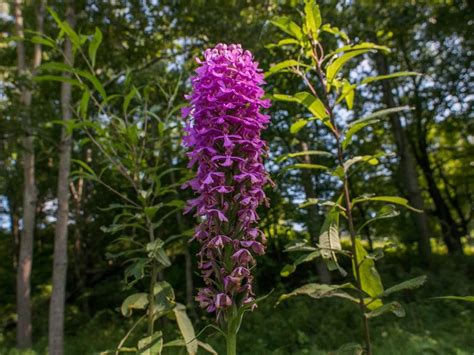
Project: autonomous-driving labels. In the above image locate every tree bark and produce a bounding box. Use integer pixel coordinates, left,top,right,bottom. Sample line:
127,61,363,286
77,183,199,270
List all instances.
48,2,75,354
374,53,432,263
299,141,331,284
14,0,44,348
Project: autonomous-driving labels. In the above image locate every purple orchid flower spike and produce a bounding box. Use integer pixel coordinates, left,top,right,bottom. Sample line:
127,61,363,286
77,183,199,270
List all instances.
182,44,271,351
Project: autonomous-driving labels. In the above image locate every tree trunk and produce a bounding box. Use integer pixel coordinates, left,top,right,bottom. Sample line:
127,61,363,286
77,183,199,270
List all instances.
70,179,89,314
14,0,44,348
48,3,75,354
374,53,432,263
299,141,331,284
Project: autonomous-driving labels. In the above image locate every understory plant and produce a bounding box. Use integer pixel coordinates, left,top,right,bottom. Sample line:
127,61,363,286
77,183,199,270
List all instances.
182,43,272,355
35,9,214,354
267,1,426,354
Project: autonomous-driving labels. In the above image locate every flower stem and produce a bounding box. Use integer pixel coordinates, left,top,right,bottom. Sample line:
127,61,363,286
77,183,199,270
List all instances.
226,328,237,355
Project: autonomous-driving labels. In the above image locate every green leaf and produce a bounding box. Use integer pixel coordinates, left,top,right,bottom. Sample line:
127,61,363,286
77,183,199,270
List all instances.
280,264,296,277
72,159,95,176
354,105,412,121
329,42,390,57
294,92,327,119
284,239,317,253
279,283,358,305
290,119,308,134
304,0,322,38
88,27,102,67
361,71,421,85
342,119,379,150
265,60,308,78
340,80,355,110
138,332,163,355
271,16,303,40
352,195,422,212
121,293,149,317
34,75,85,88
77,70,107,99
357,204,400,233
31,35,55,48
277,150,332,163
40,61,75,73
280,251,320,277
342,106,412,150
431,296,474,302
380,275,427,298
321,24,349,42
365,301,405,319
319,205,341,270
123,86,139,113
173,303,198,355
353,239,384,303
48,7,81,48
285,163,329,172
341,154,382,174
78,90,90,118
265,38,300,49
326,50,370,84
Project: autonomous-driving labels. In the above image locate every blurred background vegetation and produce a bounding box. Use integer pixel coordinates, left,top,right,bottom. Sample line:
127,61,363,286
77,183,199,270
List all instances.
0,0,472,354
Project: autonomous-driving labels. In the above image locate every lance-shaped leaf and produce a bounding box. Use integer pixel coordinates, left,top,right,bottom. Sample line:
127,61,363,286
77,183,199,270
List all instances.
284,163,329,173
328,42,390,58
31,35,55,48
379,275,427,298
321,24,349,42
360,71,421,85
277,150,332,163
352,195,422,213
278,283,359,305
342,106,412,149
319,205,341,270
265,38,300,49
283,239,317,253
304,0,322,38
326,50,370,84
353,239,384,310
48,7,81,48
431,296,474,302
138,331,163,355
265,60,309,77
88,27,102,67
365,301,405,319
271,16,303,40
274,92,328,120
290,119,309,134
357,204,400,233
173,303,198,355
280,250,321,277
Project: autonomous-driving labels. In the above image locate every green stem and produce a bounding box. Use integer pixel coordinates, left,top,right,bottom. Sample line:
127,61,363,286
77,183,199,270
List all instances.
147,217,157,336
226,327,237,355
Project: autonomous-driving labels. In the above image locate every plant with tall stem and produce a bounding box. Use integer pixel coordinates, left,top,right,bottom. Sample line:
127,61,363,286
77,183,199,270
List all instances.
34,10,215,354
182,43,272,355
268,1,426,353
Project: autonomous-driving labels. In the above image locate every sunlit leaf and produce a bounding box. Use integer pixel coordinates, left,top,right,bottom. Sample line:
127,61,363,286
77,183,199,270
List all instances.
173,303,198,355
352,195,422,212
365,301,405,319
380,275,427,298
271,16,303,40
304,0,322,38
361,71,421,85
353,239,384,305
279,283,358,305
